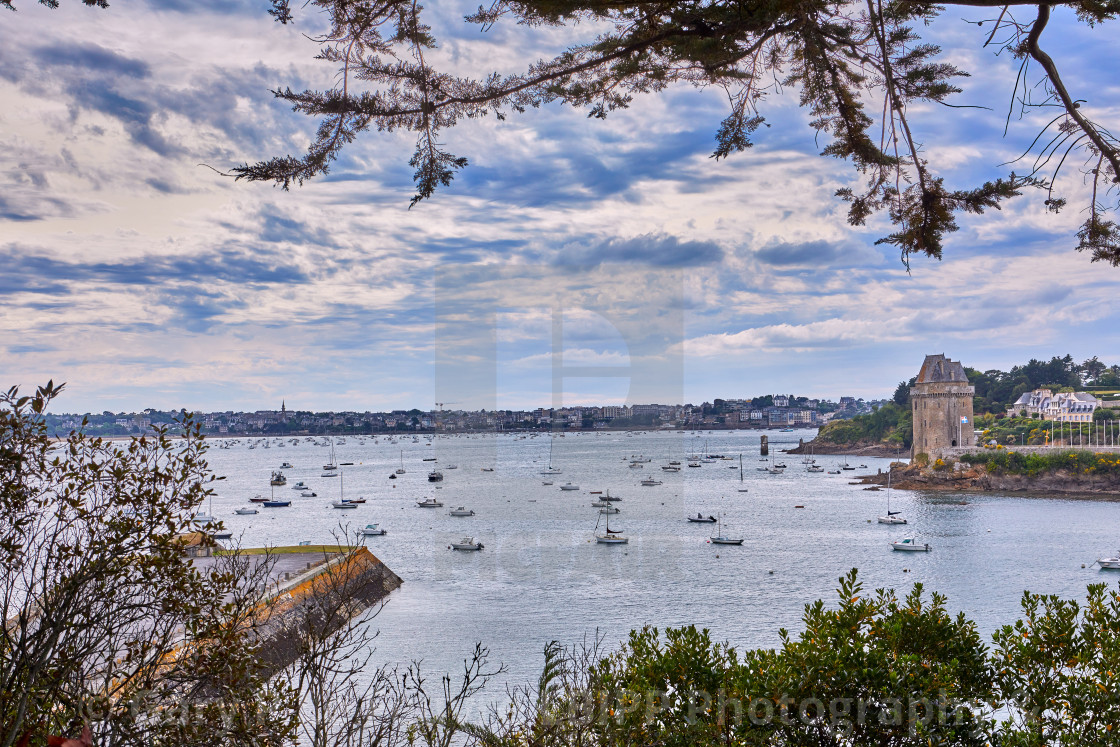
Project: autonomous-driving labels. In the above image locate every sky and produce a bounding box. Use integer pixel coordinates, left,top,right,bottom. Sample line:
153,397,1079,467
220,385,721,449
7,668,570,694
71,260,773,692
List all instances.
1,0,1118,414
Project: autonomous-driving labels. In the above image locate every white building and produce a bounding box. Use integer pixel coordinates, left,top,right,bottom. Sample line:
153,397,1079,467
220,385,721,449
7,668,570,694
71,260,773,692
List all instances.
1008,389,1099,423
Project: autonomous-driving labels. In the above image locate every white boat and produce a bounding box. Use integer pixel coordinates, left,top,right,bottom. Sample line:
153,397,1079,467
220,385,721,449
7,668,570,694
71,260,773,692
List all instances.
292,481,309,490
481,467,495,472
301,490,317,497
891,537,930,552
640,477,663,486
877,470,906,524
602,490,621,502
332,500,358,509
451,536,484,551
590,499,612,507
710,515,744,545
662,465,681,472
687,513,717,523
1096,554,1120,569
541,481,553,486
595,514,628,544
359,523,386,536
417,497,443,508
234,507,258,515
560,482,580,491
807,465,824,473
449,506,475,516
279,461,294,469
599,506,620,514
445,464,458,469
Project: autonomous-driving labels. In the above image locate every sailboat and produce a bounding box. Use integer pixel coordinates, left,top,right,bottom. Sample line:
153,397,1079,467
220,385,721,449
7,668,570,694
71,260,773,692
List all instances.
322,438,339,477
709,513,744,545
877,466,906,524
595,513,628,544
737,454,749,491
540,434,562,474
396,449,406,474
332,470,357,509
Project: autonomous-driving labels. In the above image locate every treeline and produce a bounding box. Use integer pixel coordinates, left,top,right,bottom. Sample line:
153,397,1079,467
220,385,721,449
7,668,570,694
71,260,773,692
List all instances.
895,354,1119,415
817,355,1120,449
815,402,912,449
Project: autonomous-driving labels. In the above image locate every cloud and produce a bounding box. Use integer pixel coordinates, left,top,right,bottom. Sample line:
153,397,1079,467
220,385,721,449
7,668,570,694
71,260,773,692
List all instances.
33,42,151,79
753,239,880,267
684,318,897,356
557,233,724,268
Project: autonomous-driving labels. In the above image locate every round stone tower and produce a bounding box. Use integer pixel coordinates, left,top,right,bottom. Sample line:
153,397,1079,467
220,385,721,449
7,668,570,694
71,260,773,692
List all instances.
910,354,975,458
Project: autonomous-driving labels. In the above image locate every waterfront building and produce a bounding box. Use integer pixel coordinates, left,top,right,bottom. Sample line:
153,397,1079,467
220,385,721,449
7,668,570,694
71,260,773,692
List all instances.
910,354,975,457
1007,389,1099,422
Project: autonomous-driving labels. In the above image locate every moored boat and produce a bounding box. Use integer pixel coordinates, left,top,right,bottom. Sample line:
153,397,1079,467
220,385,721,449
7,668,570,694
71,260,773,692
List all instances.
891,537,930,552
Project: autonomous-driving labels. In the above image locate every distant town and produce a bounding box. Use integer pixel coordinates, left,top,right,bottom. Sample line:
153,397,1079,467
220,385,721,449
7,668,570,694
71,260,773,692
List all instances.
42,394,889,437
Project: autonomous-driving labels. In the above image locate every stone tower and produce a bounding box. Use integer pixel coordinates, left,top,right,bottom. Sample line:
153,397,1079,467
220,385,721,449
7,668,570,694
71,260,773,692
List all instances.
910,354,975,457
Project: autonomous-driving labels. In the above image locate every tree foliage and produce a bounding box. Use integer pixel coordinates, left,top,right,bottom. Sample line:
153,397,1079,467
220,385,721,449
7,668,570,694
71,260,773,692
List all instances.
220,0,1120,267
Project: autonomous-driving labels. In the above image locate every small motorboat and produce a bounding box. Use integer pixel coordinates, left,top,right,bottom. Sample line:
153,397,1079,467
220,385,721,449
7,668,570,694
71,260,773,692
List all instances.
263,500,291,508
591,500,611,507
210,530,233,540
560,482,580,491
301,491,318,497
270,471,287,486
640,477,663,486
602,490,621,502
481,467,495,472
359,523,386,536
417,498,443,508
878,513,907,525
541,481,553,486
279,461,294,469
1096,553,1120,569
428,470,444,482
599,506,620,514
332,500,358,509
688,513,717,523
891,538,930,552
688,461,701,468
248,495,268,503
292,480,309,490
234,507,258,515
451,536,484,551
449,506,475,517
321,471,339,478
807,465,824,473
389,473,397,479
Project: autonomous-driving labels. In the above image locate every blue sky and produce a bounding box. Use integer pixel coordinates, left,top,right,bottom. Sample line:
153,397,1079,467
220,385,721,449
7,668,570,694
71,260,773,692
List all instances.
1,1,1118,413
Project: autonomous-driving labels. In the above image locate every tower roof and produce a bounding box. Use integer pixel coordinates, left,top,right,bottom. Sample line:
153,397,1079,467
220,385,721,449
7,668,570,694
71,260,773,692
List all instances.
916,354,969,384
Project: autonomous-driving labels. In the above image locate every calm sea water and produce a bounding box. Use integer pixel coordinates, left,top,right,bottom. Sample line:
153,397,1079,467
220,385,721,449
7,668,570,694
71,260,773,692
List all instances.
203,429,1120,692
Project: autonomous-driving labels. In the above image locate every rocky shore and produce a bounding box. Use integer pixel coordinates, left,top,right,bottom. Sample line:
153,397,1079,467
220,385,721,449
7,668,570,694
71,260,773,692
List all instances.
859,460,1120,496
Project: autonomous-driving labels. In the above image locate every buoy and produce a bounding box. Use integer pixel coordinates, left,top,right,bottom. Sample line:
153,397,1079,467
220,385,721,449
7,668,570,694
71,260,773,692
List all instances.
1082,564,1087,568
768,569,774,574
